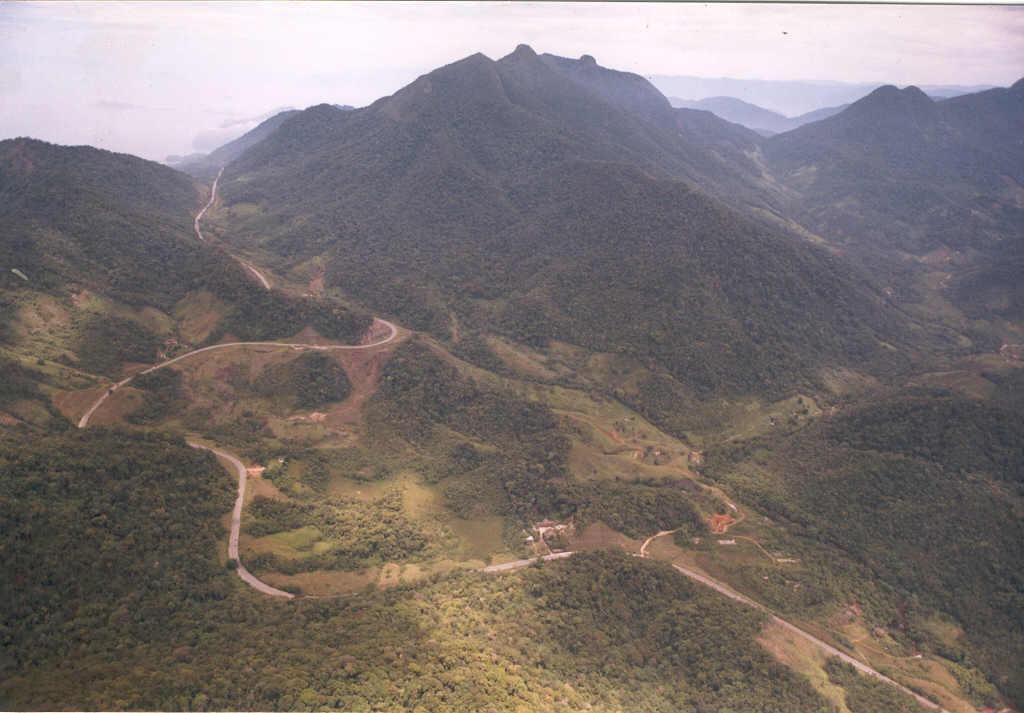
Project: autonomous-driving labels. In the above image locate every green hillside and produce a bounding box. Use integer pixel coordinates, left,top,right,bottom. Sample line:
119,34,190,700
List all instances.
0,428,895,712
0,138,370,387
707,386,1024,705
1,42,1021,713
215,47,921,407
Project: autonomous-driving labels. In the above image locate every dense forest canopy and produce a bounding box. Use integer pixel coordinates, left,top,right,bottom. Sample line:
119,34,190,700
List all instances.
0,40,1021,713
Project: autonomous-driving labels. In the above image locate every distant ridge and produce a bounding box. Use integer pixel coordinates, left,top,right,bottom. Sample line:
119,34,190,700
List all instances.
649,74,996,115
668,96,847,135
169,109,300,178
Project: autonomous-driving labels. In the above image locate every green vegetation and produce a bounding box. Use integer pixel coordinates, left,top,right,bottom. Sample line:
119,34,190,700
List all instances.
366,340,570,520
824,389,1024,484
125,368,184,424
823,659,926,713
707,389,1024,704
217,49,917,411
0,137,371,383
3,48,1022,713
1,429,851,711
75,314,161,375
764,83,1024,257
569,478,706,539
255,352,352,409
0,355,44,408
244,492,429,573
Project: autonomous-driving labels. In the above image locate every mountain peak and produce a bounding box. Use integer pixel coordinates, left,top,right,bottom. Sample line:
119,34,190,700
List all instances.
850,83,936,118
580,54,597,67
510,43,537,59
866,84,901,100
901,85,930,101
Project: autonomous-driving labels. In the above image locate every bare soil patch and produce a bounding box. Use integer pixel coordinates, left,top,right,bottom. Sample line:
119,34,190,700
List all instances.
327,348,393,428
709,513,737,534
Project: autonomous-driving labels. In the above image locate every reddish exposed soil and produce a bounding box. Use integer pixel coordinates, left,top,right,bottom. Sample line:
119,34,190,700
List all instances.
708,513,737,534
327,348,392,427
308,270,325,296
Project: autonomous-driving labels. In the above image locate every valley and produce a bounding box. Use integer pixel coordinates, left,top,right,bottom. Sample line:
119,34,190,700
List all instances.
1,33,1021,713
53,170,986,713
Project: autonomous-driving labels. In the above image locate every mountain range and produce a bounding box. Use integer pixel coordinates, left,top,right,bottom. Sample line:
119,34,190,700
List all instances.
649,73,997,115
669,95,848,135
2,43,1022,711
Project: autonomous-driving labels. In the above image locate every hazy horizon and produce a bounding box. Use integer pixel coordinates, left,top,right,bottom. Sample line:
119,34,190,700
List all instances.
2,1,1022,161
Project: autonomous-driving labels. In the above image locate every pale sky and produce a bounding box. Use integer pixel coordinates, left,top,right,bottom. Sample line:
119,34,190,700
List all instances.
2,1,1022,161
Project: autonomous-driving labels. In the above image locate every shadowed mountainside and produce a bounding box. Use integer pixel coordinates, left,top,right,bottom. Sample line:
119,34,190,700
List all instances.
216,46,919,402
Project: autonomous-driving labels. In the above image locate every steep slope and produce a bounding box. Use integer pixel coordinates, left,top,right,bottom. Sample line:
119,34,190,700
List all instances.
0,138,369,388
1,137,207,306
671,96,794,134
708,384,1024,706
218,46,914,405
172,109,301,178
0,430,851,712
764,81,1024,255
790,103,849,126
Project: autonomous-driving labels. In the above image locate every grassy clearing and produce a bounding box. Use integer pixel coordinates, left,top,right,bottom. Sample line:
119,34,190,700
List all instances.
758,620,853,713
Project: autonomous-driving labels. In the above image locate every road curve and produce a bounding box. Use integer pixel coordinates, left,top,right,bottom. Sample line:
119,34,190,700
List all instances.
187,442,295,599
76,166,946,709
238,259,272,290
194,167,223,242
193,168,273,291
76,318,398,428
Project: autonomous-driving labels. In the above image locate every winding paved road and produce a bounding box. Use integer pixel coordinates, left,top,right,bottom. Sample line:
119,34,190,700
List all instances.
188,443,295,599
193,167,223,242
75,171,400,595
74,171,948,711
77,319,398,429
238,259,272,290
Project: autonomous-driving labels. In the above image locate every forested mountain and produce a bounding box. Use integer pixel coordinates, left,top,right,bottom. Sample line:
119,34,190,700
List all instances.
0,137,202,304
172,109,301,179
764,80,1024,255
216,46,916,402
0,430,854,711
0,137,369,389
2,40,1022,713
709,385,1024,703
